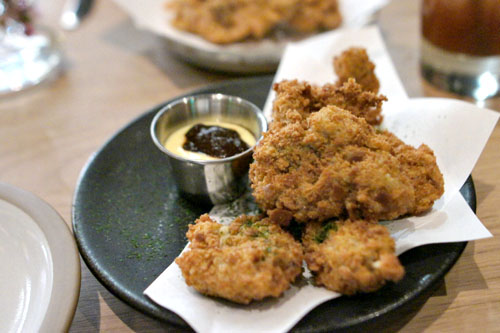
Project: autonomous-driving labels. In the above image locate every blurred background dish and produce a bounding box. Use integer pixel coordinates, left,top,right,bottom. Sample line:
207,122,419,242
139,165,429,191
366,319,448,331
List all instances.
112,0,388,73
0,182,80,333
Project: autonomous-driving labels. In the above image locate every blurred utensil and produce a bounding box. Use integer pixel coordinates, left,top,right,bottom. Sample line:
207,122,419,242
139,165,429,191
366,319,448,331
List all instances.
60,0,94,30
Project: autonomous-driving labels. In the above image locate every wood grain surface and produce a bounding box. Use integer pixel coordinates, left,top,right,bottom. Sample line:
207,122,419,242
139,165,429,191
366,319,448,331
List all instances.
0,0,498,332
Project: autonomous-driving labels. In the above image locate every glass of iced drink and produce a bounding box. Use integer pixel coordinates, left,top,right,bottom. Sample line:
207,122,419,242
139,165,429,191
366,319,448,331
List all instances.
0,0,62,96
420,0,500,100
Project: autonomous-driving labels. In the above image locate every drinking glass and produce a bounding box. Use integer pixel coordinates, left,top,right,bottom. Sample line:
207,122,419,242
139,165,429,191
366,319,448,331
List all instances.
0,0,62,95
420,0,500,100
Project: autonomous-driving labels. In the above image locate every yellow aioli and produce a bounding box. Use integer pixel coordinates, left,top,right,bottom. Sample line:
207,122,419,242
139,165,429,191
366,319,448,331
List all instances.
164,120,256,161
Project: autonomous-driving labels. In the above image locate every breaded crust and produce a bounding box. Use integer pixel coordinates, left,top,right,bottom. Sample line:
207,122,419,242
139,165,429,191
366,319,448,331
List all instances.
287,0,342,33
272,79,386,127
333,47,380,93
303,219,404,294
168,0,299,44
272,47,384,126
175,214,304,304
250,106,444,223
168,0,341,44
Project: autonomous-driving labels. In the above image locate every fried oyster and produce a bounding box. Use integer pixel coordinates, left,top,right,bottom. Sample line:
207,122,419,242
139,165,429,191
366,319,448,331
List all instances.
168,0,299,44
333,47,380,93
272,78,386,126
272,46,384,126
287,0,342,33
302,219,404,294
250,105,444,224
175,214,304,304
168,0,341,44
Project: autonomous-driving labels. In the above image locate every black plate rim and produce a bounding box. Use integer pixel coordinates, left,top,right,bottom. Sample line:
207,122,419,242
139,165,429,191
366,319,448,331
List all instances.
72,75,472,332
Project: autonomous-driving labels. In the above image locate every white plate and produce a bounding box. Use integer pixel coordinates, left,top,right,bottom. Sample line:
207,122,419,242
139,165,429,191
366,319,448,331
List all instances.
0,183,80,333
112,0,389,73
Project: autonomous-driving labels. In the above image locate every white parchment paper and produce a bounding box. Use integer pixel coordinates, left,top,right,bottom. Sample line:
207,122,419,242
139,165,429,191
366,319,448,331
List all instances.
144,26,498,333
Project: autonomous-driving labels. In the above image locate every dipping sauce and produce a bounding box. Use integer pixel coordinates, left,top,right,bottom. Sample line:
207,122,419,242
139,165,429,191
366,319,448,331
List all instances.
183,124,249,158
164,121,256,161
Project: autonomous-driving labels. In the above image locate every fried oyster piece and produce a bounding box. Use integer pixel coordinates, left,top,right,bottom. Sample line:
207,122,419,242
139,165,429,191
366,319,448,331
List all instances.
168,0,343,44
168,0,299,44
287,0,342,33
333,47,380,93
272,46,384,126
175,214,304,304
250,105,444,223
303,219,404,295
272,79,386,127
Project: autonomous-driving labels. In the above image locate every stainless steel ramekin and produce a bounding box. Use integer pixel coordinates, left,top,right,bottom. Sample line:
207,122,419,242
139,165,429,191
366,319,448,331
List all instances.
150,94,267,206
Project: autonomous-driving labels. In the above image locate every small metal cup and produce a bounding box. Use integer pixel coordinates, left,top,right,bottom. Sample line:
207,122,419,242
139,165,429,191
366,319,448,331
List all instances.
151,94,267,206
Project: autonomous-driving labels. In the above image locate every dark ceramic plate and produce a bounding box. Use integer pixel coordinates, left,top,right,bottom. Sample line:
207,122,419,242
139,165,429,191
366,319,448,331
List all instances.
73,76,475,332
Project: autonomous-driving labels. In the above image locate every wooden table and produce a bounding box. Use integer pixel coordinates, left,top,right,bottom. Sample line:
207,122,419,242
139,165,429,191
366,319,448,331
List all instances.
1,0,498,332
